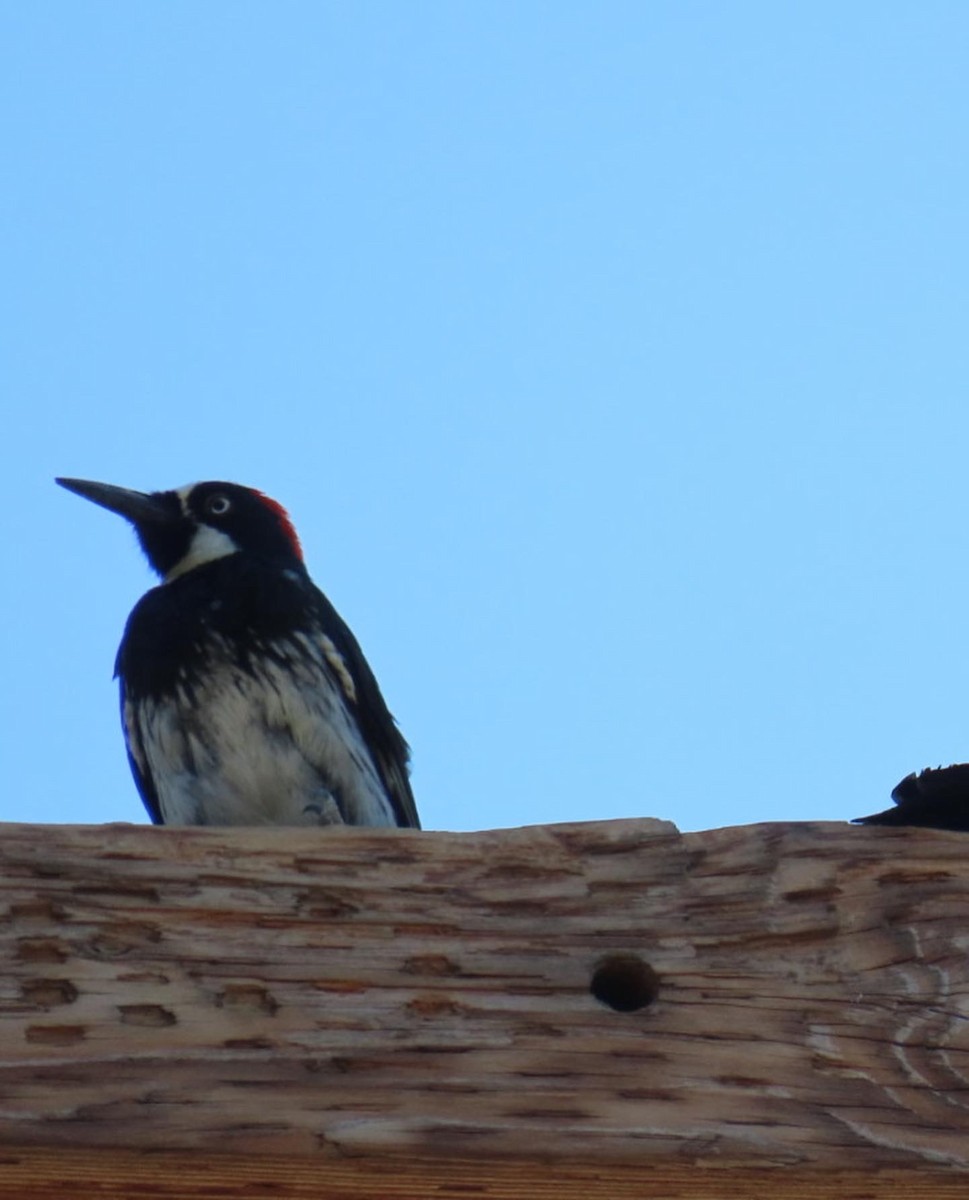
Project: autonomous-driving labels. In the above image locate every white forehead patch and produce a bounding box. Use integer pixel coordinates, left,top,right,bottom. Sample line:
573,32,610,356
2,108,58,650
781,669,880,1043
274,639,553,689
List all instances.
165,524,238,583
175,484,199,516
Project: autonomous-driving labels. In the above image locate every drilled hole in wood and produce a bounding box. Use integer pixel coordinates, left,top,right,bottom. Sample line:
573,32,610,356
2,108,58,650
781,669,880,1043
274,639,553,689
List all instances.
590,955,659,1012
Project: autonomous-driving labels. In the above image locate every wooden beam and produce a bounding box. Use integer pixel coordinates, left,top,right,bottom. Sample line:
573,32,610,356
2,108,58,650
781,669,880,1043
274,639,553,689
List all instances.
1,818,968,1196
2,1147,969,1199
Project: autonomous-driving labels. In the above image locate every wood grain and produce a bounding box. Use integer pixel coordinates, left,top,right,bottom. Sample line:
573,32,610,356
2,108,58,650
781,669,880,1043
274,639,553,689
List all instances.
3,1148,969,1200
1,817,968,1185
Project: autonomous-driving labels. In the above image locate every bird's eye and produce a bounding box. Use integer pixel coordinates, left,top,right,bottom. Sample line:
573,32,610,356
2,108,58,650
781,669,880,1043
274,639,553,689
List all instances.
206,495,232,517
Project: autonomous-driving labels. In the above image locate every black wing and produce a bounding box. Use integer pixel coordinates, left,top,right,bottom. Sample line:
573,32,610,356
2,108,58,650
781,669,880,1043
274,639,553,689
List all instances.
854,764,969,831
119,679,165,825
308,585,420,830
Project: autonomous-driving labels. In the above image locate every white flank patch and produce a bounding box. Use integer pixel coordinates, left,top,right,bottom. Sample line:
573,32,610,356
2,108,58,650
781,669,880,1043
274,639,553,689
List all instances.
165,524,238,582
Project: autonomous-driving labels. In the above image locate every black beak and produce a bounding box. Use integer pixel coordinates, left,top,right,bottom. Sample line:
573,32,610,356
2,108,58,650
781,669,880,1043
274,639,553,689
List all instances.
56,477,174,526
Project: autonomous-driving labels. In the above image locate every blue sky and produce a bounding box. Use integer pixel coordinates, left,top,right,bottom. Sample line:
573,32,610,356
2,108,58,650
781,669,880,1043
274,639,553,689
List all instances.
3,3,968,832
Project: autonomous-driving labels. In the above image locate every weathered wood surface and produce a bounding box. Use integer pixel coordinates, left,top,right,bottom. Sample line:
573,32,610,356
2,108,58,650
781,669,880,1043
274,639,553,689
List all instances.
3,1148,969,1200
1,818,969,1186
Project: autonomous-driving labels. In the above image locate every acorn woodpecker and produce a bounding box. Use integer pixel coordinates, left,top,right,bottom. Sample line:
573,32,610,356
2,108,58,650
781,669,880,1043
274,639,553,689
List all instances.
854,764,969,832
56,477,419,829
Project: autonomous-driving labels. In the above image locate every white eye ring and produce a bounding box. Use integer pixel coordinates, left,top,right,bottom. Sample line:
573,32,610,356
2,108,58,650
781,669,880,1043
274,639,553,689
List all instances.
207,495,232,516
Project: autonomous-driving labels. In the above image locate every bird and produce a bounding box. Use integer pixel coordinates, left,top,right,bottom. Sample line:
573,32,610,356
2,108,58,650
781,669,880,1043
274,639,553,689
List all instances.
854,764,969,832
56,477,419,830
